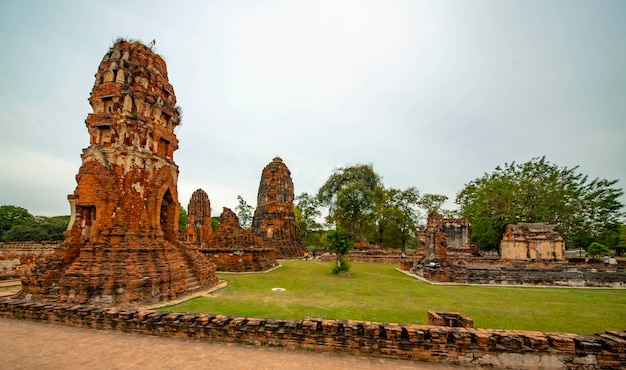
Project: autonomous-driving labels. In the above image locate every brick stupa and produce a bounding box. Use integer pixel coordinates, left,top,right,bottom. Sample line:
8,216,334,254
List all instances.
21,40,218,305
186,189,212,246
251,157,308,258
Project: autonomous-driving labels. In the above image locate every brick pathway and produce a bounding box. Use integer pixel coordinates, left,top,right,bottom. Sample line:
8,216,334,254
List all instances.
0,318,461,369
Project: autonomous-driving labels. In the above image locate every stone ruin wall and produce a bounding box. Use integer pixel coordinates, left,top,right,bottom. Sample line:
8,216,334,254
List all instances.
252,157,307,259
200,208,277,272
0,242,59,279
416,213,473,262
501,223,566,260
19,40,218,305
1,298,624,369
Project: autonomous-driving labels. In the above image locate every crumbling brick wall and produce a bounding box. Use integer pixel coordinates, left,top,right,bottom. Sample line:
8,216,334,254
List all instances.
1,299,623,369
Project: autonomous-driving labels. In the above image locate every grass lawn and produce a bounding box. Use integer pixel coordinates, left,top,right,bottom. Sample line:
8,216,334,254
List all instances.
162,260,626,335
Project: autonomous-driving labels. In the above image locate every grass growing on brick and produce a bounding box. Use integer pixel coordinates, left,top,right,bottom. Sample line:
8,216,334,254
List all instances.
162,260,626,334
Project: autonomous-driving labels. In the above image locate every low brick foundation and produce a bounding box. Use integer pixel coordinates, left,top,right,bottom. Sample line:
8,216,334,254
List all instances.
1,299,624,368
199,247,277,272
416,264,626,288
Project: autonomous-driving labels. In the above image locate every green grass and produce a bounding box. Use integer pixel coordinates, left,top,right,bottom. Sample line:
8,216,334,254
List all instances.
162,260,626,335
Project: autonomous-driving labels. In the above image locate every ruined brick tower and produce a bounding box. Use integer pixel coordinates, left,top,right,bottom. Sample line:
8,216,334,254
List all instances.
21,40,218,304
186,189,212,246
252,157,307,258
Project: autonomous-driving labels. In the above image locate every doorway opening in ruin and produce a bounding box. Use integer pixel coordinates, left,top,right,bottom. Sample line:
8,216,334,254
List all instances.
159,189,176,242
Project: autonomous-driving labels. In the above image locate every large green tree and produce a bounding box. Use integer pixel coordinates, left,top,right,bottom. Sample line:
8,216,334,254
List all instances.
374,187,421,249
456,157,624,251
0,205,35,241
295,192,323,246
3,215,69,241
316,164,383,240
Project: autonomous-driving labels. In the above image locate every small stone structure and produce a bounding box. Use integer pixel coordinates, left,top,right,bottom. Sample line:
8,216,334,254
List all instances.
501,223,565,260
20,40,218,305
416,213,474,262
427,311,474,328
2,299,624,369
186,189,212,246
252,157,308,259
200,208,277,272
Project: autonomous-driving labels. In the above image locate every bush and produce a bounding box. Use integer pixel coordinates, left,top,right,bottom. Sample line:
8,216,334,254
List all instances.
332,260,351,275
587,242,610,258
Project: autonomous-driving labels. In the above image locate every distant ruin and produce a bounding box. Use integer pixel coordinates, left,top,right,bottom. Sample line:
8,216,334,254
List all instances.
186,189,212,245
415,212,474,261
19,40,218,305
252,157,308,259
200,208,277,272
500,223,565,260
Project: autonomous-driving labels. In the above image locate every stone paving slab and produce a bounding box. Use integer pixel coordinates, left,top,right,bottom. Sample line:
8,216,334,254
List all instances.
0,318,460,369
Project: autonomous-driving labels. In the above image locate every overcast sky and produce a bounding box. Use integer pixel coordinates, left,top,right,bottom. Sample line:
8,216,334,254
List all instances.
1,0,624,218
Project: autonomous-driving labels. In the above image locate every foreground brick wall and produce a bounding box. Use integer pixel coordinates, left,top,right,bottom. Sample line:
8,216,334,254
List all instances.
1,299,623,368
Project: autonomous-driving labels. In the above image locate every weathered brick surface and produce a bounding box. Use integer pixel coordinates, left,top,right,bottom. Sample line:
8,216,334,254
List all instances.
0,242,59,279
186,189,212,245
416,213,474,262
252,158,307,259
200,208,277,271
501,223,565,260
19,40,218,305
1,299,623,369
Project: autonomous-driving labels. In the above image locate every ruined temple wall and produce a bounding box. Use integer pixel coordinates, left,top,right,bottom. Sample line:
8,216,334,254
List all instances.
501,240,565,260
199,248,277,272
0,242,59,278
1,299,624,369
418,265,626,288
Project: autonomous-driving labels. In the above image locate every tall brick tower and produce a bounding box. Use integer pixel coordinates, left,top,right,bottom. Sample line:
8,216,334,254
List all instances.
251,157,308,258
21,40,218,305
186,189,212,246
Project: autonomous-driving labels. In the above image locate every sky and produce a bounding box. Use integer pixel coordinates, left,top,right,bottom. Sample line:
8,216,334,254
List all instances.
0,0,625,218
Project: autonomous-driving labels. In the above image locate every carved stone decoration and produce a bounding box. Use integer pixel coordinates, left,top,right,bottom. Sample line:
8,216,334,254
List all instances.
186,189,212,246
20,40,218,305
251,157,308,259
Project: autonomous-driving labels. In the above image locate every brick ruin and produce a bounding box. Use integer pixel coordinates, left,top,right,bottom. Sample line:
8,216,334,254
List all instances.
186,189,212,246
1,299,624,369
19,40,218,305
411,216,625,287
200,208,277,272
251,157,308,259
501,223,565,260
0,242,59,279
415,212,474,262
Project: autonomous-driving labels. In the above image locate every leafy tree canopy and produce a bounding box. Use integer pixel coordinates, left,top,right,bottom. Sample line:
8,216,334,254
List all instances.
235,195,254,228
373,187,421,249
456,157,624,251
178,206,188,235
0,205,35,240
587,242,610,258
295,192,323,246
316,164,383,239
3,215,69,241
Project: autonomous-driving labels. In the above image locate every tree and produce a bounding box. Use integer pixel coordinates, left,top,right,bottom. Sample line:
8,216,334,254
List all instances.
324,229,354,274
456,157,624,251
374,187,421,249
316,164,383,240
3,215,69,241
418,194,448,215
178,206,188,235
616,224,626,256
0,205,34,241
295,192,323,246
235,195,254,228
587,242,610,258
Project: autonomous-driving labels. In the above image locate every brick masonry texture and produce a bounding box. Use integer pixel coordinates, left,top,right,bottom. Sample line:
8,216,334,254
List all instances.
19,40,218,305
1,299,624,369
252,157,308,259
